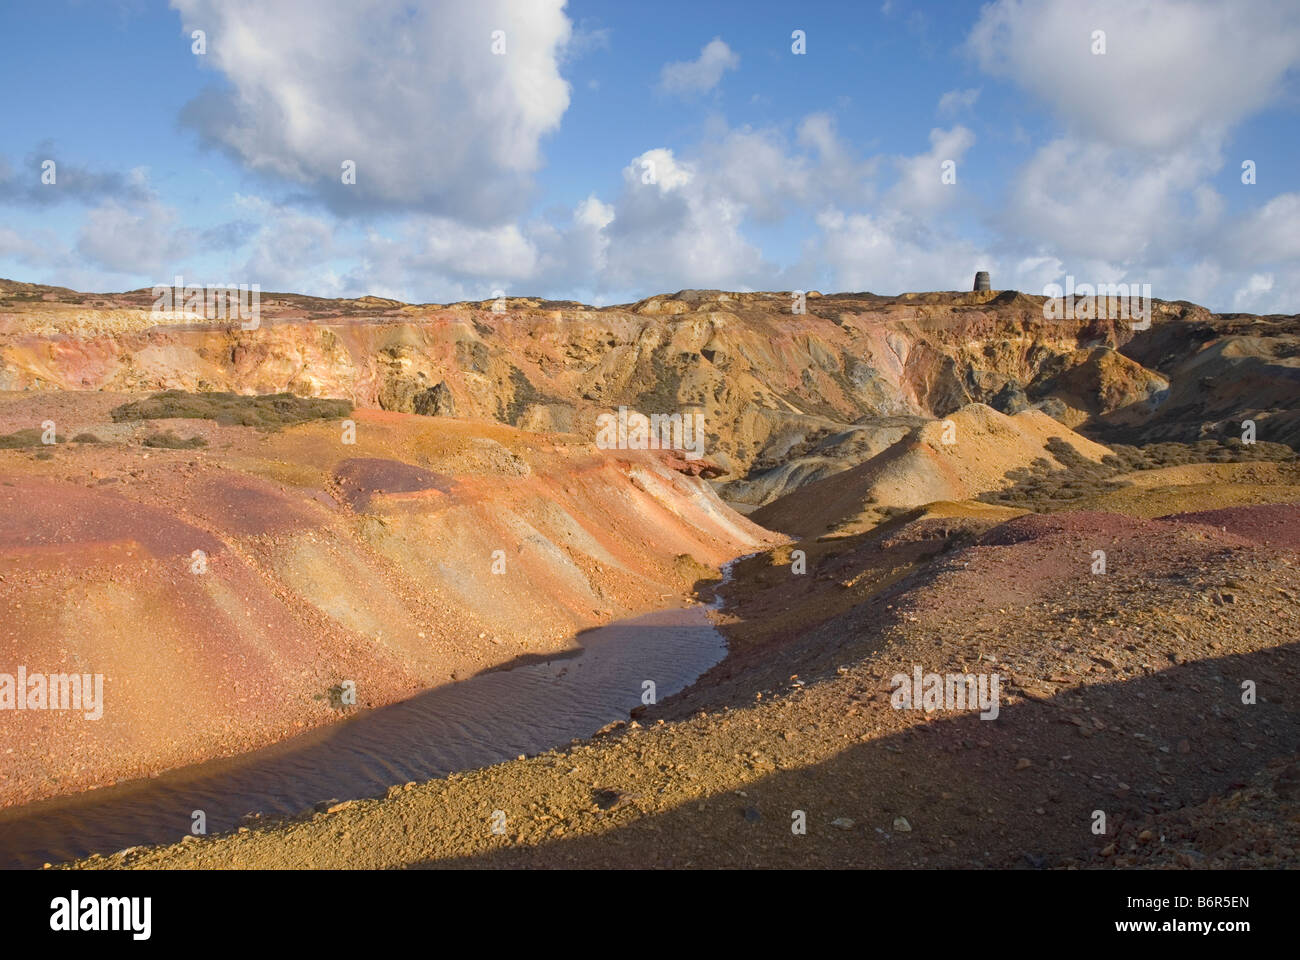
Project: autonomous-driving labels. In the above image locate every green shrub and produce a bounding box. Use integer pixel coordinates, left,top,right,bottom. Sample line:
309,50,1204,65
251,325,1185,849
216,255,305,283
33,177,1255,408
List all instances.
0,428,62,449
111,390,353,430
142,430,208,449
979,436,1297,513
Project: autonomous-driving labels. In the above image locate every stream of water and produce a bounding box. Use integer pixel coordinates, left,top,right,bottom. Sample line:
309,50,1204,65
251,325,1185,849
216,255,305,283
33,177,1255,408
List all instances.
0,604,727,869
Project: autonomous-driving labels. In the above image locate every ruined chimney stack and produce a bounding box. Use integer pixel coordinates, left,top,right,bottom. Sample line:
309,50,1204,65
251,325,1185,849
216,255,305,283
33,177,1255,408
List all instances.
973,271,991,292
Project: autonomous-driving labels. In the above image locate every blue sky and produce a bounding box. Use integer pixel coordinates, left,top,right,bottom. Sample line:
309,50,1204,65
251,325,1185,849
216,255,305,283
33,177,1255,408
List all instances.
1,0,1298,311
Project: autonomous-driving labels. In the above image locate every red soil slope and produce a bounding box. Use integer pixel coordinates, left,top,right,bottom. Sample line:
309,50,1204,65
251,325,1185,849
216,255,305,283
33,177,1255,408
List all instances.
0,393,779,807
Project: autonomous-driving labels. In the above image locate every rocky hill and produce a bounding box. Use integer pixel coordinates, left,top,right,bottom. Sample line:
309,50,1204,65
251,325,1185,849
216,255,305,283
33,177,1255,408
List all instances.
5,281,1294,512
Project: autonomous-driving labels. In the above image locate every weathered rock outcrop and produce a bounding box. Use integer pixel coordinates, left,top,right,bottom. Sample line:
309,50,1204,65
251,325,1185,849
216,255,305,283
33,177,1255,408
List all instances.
751,404,1114,538
412,380,456,417
1,281,1294,506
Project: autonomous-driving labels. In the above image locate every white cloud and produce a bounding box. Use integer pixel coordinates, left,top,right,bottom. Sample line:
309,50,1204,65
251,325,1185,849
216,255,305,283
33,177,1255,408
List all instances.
632,148,694,193
1001,137,1220,264
0,225,61,267
563,195,614,277
171,0,572,221
603,147,768,291
347,214,540,303
589,118,886,295
658,38,739,96
695,127,812,222
75,198,191,277
1232,273,1274,312
326,115,993,302
1226,192,1300,266
411,220,538,282
937,88,980,115
811,207,992,294
889,125,975,213
575,195,615,231
797,113,877,208
965,1,1300,314
564,21,611,63
968,0,1300,152
229,195,340,293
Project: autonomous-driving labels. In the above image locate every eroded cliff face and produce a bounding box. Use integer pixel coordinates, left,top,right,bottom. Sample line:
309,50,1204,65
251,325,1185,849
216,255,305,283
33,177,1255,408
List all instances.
0,390,779,807
2,282,1294,504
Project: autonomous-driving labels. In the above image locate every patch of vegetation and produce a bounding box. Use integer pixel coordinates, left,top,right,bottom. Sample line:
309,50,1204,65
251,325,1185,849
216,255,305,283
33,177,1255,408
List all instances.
143,430,208,449
71,432,102,443
980,437,1298,512
315,684,356,712
629,345,687,414
1106,438,1297,470
0,291,46,305
0,428,63,449
111,390,352,430
455,339,492,374
502,366,541,426
673,553,716,590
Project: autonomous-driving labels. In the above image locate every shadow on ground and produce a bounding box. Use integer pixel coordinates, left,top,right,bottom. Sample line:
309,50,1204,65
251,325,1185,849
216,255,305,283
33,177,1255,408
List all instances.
412,643,1298,869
